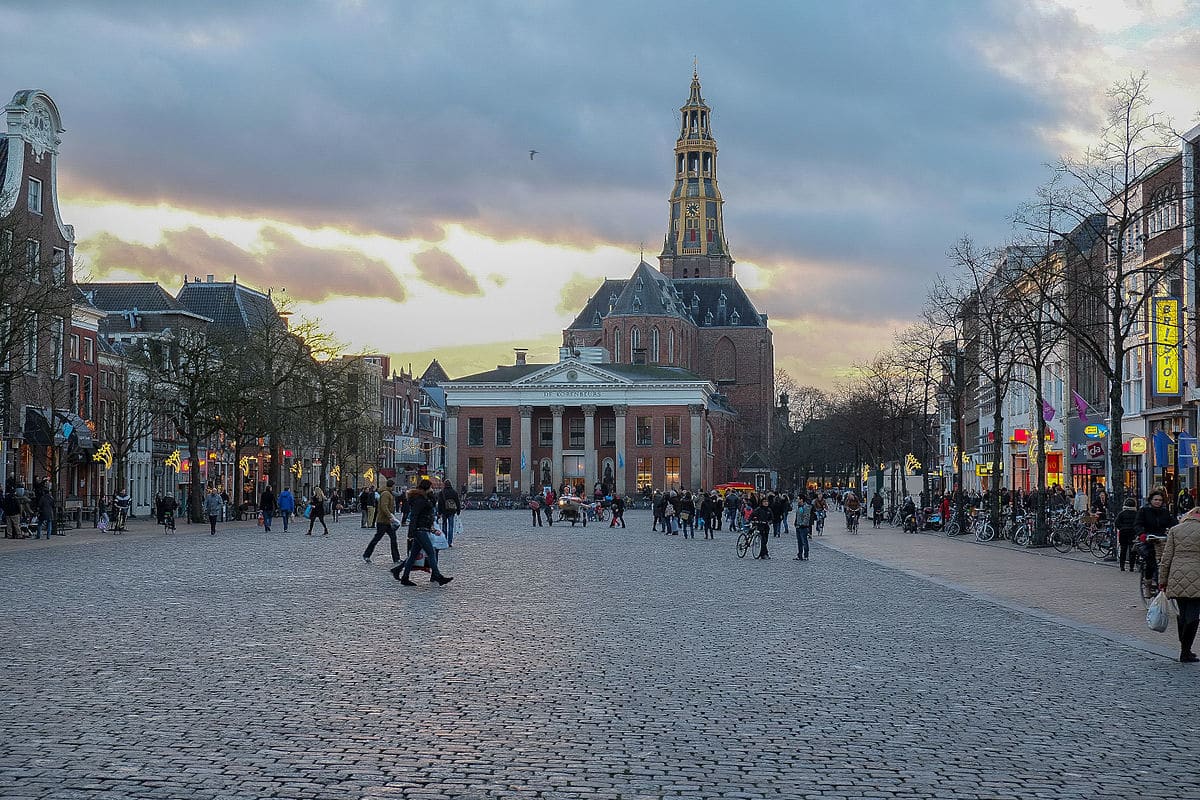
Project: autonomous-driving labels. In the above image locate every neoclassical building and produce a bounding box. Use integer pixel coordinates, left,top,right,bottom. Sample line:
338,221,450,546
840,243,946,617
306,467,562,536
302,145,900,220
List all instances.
444,73,774,495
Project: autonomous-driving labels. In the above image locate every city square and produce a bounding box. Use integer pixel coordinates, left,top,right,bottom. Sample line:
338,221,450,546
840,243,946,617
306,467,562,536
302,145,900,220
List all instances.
2,514,1198,799
3,3,1200,798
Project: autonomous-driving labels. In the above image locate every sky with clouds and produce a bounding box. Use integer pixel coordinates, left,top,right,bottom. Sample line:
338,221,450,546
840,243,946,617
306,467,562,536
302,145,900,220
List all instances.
2,0,1198,387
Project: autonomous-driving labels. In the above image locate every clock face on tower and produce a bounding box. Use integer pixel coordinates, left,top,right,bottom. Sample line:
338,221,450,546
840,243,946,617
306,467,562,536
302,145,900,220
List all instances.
686,202,700,217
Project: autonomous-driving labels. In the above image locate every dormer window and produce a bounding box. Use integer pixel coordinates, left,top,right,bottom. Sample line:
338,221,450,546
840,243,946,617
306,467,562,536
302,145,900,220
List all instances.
632,294,642,311
592,311,601,326
718,292,727,308
704,310,714,326
730,310,741,325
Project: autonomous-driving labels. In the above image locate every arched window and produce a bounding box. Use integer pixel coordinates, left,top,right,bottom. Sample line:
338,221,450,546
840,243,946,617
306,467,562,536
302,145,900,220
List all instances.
629,327,641,363
668,330,676,364
650,327,660,363
613,328,621,363
714,336,736,382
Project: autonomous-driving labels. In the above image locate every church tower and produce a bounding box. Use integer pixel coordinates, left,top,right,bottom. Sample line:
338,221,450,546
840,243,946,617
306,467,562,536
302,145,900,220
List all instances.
658,71,734,280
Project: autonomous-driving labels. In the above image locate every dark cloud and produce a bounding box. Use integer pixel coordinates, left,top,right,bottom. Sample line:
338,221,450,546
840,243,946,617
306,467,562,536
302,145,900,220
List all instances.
412,248,481,296
1,0,1103,327
556,272,598,316
80,226,406,302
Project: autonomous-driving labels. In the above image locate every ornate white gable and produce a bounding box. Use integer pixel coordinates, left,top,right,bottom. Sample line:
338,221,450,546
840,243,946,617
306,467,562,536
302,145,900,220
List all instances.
513,359,632,386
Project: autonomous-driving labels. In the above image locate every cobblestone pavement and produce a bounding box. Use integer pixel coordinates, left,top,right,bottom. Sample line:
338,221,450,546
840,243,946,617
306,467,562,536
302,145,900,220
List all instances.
2,510,1199,800
814,520,1170,654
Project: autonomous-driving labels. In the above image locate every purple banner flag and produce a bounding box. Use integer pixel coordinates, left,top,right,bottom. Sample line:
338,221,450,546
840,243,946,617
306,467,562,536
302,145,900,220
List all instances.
1071,390,1089,423
1041,399,1056,422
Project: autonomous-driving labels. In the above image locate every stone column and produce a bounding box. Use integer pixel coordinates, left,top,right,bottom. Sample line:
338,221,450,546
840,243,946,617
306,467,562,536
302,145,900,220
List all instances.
582,404,597,492
551,405,565,489
689,404,704,491
445,406,459,489
519,405,533,494
613,404,628,495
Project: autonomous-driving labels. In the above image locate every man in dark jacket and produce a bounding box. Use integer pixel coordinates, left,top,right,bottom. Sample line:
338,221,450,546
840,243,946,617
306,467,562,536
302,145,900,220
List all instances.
438,483,461,546
259,485,277,532
392,479,453,586
750,497,773,559
36,484,56,539
359,486,376,528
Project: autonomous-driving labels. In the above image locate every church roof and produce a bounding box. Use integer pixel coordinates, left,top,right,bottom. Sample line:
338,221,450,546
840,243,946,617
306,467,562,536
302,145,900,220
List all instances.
565,262,767,331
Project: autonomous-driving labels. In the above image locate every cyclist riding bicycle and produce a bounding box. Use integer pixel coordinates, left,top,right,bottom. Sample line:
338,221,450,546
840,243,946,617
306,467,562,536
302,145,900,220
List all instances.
1135,489,1176,588
160,494,178,531
844,492,862,530
113,488,132,532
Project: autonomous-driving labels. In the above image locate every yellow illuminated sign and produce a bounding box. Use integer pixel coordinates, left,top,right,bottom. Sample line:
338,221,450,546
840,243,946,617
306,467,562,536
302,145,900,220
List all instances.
290,462,302,480
364,467,376,484
329,465,341,481
238,456,251,478
1153,297,1181,396
164,450,181,471
975,463,994,477
95,442,114,471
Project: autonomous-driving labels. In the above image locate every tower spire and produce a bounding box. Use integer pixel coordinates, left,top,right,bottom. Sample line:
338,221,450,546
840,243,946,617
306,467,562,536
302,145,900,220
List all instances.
658,70,733,280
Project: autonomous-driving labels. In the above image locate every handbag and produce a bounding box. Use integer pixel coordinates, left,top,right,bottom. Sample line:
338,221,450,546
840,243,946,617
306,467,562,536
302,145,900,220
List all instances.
456,516,467,536
303,504,312,519
428,530,450,550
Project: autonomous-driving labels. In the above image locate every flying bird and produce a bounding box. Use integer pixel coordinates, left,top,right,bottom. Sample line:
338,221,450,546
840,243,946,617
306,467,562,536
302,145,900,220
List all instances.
529,149,539,160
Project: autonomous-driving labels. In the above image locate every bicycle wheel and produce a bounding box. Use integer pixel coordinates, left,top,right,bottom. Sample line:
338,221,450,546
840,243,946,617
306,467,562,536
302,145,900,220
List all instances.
1088,533,1112,559
944,520,960,537
1014,524,1032,547
976,522,996,542
1139,573,1158,607
736,531,750,558
1050,528,1074,554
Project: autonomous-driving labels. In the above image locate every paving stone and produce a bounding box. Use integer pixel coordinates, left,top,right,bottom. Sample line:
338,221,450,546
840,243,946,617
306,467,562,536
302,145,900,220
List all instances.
1,510,1199,799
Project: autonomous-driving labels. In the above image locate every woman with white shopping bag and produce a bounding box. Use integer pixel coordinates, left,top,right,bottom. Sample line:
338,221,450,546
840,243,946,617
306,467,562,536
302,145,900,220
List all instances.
391,479,453,587
1158,506,1200,663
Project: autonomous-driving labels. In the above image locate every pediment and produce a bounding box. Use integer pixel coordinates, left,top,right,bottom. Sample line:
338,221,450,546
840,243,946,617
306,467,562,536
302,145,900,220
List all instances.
514,359,631,386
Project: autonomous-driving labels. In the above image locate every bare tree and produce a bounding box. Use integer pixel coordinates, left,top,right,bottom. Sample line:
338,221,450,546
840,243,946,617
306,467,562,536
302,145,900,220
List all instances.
1018,74,1192,506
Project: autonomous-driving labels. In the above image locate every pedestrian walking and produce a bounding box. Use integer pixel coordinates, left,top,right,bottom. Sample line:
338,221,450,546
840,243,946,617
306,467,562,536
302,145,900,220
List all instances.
363,479,401,565
391,479,453,587
680,491,696,538
439,482,461,546
259,484,277,532
529,493,544,527
203,488,222,535
1115,497,1139,571
36,484,56,539
1158,506,1200,662
750,496,772,559
609,494,626,528
870,491,884,528
542,487,556,526
307,486,330,535
278,487,295,531
359,485,375,528
794,495,813,560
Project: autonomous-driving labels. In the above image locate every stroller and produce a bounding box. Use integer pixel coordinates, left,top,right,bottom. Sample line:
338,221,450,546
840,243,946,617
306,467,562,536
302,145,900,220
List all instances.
557,495,587,526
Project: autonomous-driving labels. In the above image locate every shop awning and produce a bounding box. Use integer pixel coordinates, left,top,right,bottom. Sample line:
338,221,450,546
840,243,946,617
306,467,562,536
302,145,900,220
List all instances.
56,411,95,452
23,408,62,445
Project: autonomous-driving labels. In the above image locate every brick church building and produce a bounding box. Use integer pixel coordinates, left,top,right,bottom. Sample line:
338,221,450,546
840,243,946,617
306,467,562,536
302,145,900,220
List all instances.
444,73,775,495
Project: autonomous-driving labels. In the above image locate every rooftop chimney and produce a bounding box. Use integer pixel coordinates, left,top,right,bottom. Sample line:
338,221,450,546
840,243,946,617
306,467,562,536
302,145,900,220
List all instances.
514,348,528,366
206,274,214,283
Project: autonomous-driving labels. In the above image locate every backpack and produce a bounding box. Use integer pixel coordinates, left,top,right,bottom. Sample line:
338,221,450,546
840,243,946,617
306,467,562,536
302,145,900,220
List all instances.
445,496,459,513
